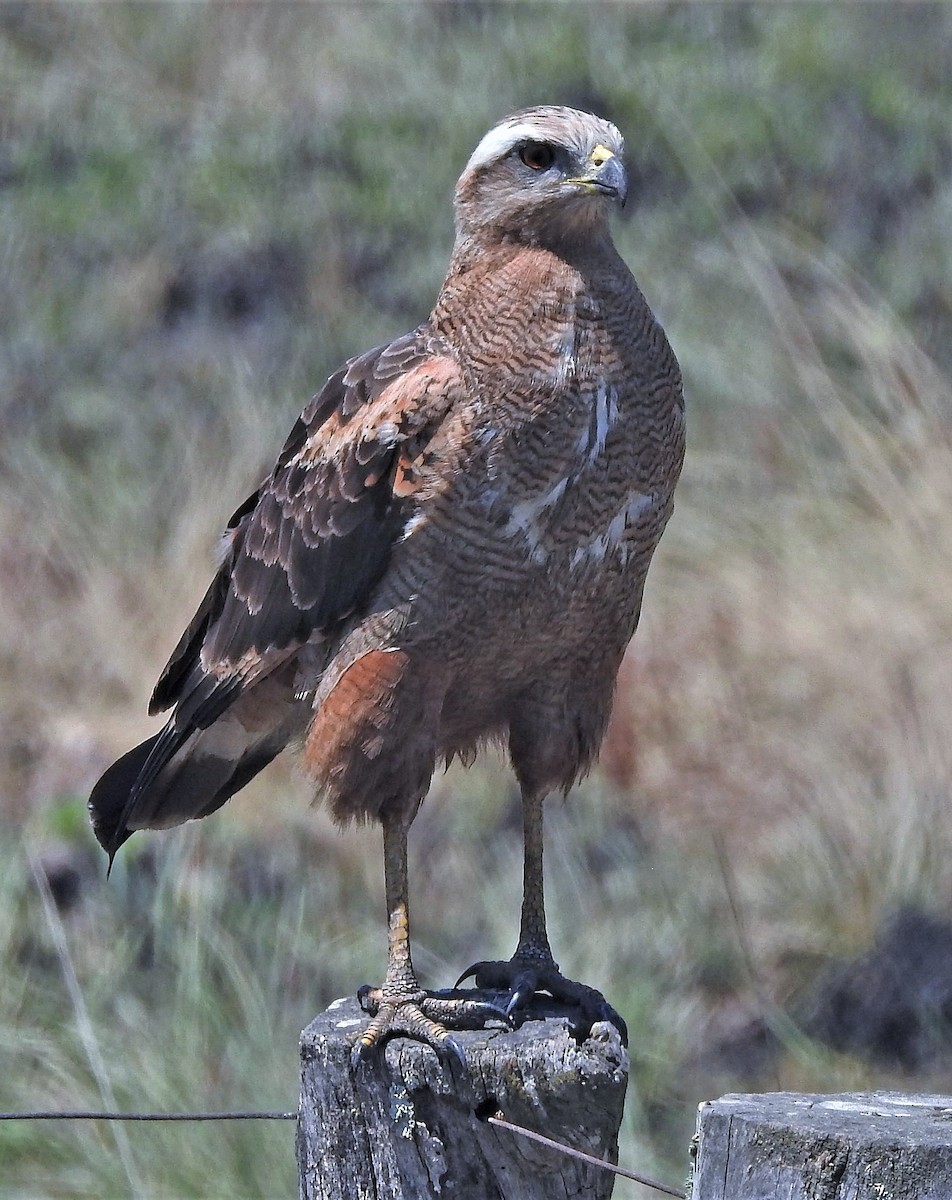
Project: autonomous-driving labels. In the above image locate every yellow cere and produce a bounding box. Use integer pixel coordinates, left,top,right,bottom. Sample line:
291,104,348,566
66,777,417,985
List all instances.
590,144,615,166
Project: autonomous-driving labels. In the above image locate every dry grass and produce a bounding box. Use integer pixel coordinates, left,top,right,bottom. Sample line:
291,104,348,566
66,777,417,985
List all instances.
612,226,952,1007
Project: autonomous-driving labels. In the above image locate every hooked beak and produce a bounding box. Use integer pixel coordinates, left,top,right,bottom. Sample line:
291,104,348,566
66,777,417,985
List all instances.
569,144,629,207
590,153,628,206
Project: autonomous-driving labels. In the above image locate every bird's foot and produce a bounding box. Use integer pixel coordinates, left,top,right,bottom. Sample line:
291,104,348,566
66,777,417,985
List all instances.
455,957,628,1046
350,984,510,1068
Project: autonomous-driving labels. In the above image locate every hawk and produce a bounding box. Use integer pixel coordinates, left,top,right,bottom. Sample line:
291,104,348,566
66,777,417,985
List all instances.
90,106,685,1061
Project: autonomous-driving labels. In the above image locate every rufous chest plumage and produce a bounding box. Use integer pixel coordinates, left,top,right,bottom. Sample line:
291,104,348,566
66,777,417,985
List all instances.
418,244,684,598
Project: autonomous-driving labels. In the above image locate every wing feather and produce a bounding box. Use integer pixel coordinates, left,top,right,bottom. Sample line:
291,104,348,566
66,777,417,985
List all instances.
149,328,462,726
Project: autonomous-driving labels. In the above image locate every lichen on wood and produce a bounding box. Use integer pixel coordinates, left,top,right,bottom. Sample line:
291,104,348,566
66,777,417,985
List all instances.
298,993,629,1199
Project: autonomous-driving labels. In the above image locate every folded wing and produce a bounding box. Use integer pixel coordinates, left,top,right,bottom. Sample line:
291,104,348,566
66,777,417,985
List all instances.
89,329,463,863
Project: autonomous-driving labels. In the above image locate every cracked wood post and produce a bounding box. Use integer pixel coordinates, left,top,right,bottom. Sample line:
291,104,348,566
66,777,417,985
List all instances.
692,1091,952,1199
297,994,629,1199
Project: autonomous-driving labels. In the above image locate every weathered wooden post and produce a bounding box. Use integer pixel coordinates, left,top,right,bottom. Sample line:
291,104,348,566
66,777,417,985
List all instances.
297,994,629,1199
692,1092,952,1199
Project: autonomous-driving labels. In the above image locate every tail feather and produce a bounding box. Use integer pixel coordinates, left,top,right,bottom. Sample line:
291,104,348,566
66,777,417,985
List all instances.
88,719,287,870
90,664,304,869
88,734,163,871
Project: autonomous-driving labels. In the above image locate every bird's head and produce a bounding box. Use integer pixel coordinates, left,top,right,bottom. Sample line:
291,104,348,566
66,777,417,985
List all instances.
454,106,627,249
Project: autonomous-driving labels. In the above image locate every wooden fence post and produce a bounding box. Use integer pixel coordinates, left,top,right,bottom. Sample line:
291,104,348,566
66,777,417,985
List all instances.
297,994,629,1199
692,1091,952,1199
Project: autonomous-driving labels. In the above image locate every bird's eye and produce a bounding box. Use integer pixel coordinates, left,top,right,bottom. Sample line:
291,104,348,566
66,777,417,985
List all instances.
519,142,556,172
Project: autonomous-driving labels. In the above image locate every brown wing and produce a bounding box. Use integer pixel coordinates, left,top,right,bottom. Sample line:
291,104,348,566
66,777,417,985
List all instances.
150,327,463,733
86,328,466,855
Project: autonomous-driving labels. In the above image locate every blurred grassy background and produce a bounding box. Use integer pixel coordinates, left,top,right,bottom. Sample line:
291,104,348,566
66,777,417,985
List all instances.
3,3,952,1196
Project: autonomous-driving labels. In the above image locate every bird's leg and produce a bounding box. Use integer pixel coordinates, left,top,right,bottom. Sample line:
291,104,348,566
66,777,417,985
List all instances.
352,810,503,1066
513,787,556,969
457,788,628,1045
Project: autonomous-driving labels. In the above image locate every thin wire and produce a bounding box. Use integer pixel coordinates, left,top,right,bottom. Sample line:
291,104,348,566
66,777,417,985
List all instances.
0,1109,686,1195
487,1114,686,1199
0,1111,296,1122
29,855,147,1200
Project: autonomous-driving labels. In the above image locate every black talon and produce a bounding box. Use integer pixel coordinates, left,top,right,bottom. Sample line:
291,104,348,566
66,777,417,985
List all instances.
504,992,524,1017
485,999,516,1024
453,962,483,989
505,987,532,1017
609,1009,628,1046
503,969,538,1017
350,1038,374,1070
589,995,627,1045
443,1034,468,1069
581,999,628,1046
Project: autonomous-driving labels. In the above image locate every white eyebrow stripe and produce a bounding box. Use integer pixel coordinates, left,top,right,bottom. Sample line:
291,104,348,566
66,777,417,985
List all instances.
464,121,553,174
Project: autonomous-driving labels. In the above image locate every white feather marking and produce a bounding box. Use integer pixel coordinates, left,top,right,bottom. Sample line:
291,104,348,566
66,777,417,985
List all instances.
401,512,428,540
572,381,619,460
553,301,577,386
570,489,656,569
215,527,238,565
375,420,400,447
502,475,570,563
503,477,568,532
590,382,619,460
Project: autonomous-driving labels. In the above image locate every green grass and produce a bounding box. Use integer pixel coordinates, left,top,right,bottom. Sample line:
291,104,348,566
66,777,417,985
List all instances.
3,3,952,1196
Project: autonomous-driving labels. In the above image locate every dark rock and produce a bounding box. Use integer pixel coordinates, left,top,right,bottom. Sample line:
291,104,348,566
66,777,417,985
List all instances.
804,908,952,1070
162,239,305,329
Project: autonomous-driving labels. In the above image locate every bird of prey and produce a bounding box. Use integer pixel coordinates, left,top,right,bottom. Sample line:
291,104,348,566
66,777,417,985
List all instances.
89,105,685,1061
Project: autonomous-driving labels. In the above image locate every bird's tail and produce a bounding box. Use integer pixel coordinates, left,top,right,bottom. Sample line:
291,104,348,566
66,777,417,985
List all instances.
88,697,295,871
